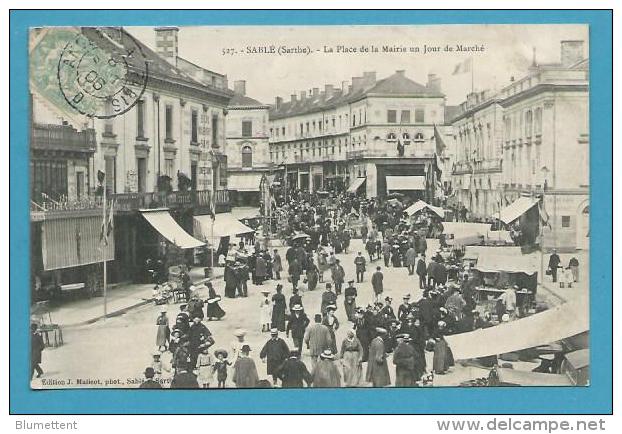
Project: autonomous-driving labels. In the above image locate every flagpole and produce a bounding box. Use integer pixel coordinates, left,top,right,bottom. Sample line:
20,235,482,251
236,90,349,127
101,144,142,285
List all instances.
102,178,107,319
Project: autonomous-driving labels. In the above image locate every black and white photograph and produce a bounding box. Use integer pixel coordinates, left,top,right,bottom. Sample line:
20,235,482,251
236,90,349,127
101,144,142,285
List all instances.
28,23,590,390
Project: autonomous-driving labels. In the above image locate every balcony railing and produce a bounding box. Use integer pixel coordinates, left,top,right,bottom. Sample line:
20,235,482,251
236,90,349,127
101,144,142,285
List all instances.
31,123,96,153
30,189,230,218
452,158,503,175
346,147,435,160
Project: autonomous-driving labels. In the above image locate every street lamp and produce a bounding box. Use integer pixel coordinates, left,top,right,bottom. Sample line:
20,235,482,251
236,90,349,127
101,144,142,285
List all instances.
539,165,550,285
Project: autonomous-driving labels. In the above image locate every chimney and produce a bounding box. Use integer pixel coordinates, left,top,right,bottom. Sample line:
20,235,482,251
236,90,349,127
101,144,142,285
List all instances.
300,90,307,100
363,71,376,87
233,80,246,96
154,27,179,66
290,94,297,103
560,40,584,67
341,80,349,94
275,96,283,110
312,87,320,97
395,69,406,77
427,73,442,93
351,77,364,92
325,84,334,99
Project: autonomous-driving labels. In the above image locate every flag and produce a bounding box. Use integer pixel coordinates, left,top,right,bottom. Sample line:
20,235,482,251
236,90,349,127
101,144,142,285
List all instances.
452,57,472,75
100,200,114,246
539,199,552,230
433,124,447,155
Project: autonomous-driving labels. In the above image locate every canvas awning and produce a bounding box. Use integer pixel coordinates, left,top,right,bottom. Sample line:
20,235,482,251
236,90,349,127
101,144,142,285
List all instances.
194,213,255,241
485,230,514,244
445,296,589,360
347,177,366,193
496,196,539,224
494,368,573,386
441,222,491,247
386,175,426,191
141,209,204,249
473,252,538,274
228,174,263,192
404,200,445,218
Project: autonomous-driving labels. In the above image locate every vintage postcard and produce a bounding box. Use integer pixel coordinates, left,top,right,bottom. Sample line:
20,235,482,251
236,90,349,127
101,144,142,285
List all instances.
28,24,589,390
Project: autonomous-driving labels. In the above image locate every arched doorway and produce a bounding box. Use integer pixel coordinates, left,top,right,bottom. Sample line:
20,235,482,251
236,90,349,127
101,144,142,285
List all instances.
576,202,589,250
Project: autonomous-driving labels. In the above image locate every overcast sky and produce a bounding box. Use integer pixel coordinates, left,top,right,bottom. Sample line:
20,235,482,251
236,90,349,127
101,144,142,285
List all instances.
127,24,588,106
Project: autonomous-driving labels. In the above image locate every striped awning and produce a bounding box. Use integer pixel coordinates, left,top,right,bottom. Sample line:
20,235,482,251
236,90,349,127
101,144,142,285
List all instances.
497,196,539,224
42,212,114,271
194,213,255,241
141,209,204,249
347,177,366,193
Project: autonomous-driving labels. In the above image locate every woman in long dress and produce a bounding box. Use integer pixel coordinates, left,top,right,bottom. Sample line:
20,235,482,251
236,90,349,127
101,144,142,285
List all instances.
339,330,363,387
156,309,170,352
205,282,226,320
271,284,287,331
322,306,340,354
306,260,319,291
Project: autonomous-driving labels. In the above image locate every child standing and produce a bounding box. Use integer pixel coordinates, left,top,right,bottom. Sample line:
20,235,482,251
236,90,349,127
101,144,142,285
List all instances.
259,291,272,332
213,350,232,388
196,345,214,388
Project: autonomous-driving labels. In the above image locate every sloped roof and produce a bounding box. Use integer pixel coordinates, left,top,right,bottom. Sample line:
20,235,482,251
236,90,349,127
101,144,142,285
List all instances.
228,93,269,108
444,105,462,123
269,71,444,120
366,72,443,97
81,27,233,99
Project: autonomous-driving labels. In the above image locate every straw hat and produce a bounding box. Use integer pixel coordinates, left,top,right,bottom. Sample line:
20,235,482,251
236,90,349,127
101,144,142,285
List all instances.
319,349,335,360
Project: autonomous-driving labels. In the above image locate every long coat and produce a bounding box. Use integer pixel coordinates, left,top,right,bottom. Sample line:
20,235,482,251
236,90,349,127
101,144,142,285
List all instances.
31,331,44,365
393,341,417,387
272,253,283,273
371,271,384,293
405,248,417,266
278,357,312,388
271,293,287,331
304,323,332,357
260,337,290,376
287,312,310,340
255,256,267,278
366,336,391,387
312,359,341,387
232,356,259,388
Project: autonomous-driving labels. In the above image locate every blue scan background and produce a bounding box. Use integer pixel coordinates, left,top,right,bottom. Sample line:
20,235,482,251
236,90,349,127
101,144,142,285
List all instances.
9,9,612,414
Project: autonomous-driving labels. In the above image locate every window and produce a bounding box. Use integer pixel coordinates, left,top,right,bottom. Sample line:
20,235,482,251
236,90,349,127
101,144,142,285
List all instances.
242,120,252,137
414,132,424,141
31,159,68,203
212,114,219,147
534,108,543,135
561,216,571,228
387,132,397,141
191,110,198,143
165,158,174,177
282,127,285,136
352,114,356,126
104,100,114,135
136,158,147,193
387,110,397,123
242,145,253,168
415,108,425,123
105,156,116,194
401,110,411,123
165,105,173,140
136,100,145,138
76,171,84,199
525,110,533,138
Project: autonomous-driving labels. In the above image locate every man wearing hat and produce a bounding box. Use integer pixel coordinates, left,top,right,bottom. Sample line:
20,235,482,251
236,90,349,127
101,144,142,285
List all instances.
344,280,358,322
312,350,342,388
379,296,396,328
260,329,290,385
170,363,199,389
366,328,391,387
188,317,214,369
277,349,313,388
287,304,310,355
393,334,417,387
139,367,162,389
331,259,346,295
354,252,367,283
398,295,411,321
416,253,427,290
232,345,259,388
371,266,384,303
304,314,333,368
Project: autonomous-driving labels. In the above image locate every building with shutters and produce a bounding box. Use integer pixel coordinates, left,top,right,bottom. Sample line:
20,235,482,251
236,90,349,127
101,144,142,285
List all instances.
225,80,272,206
268,70,455,201
449,40,589,251
29,27,233,296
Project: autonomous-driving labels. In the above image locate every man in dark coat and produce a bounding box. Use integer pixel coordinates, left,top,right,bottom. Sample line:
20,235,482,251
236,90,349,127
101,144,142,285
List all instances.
321,283,338,317
354,252,367,283
331,259,346,295
188,317,214,368
397,295,411,321
371,267,384,302
416,254,427,290
277,350,313,388
170,366,199,389
548,249,561,283
260,329,290,384
31,323,44,378
353,308,374,362
288,258,302,290
139,367,162,389
286,305,310,354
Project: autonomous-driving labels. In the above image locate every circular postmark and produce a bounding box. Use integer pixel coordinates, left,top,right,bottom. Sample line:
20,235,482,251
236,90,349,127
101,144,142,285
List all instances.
57,27,149,119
